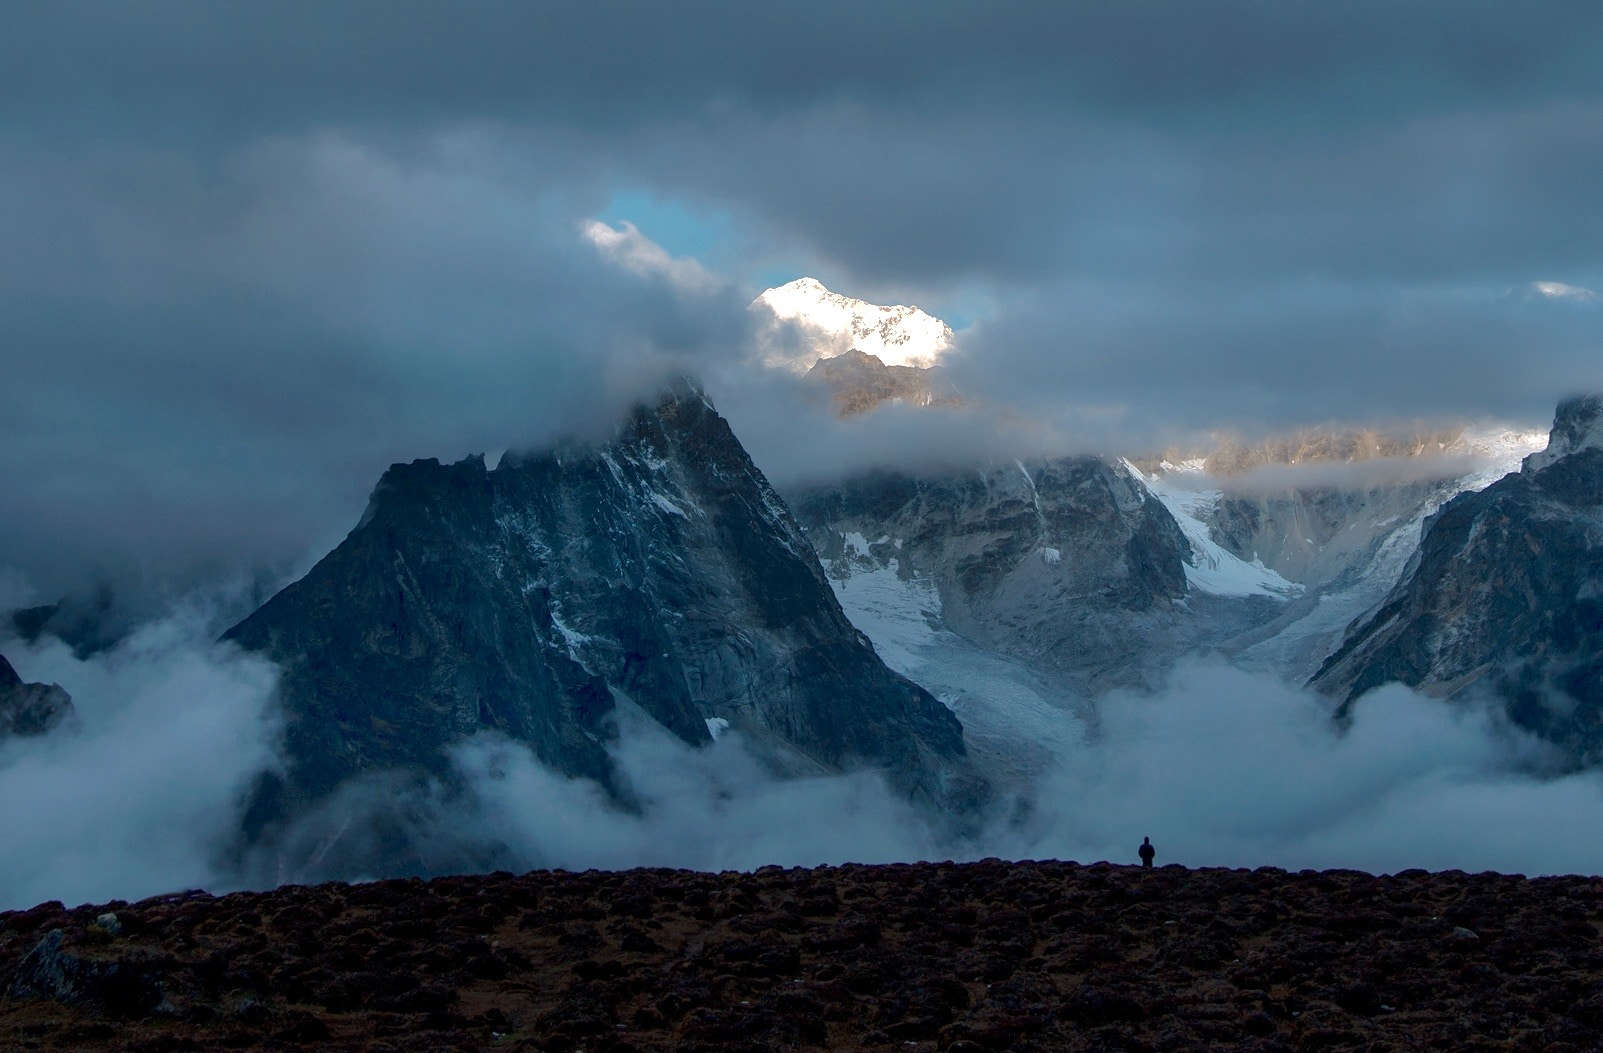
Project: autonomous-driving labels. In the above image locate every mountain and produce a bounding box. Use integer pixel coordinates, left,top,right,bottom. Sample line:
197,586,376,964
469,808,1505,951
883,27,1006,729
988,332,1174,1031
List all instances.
1311,396,1603,761
223,382,970,857
0,653,73,741
8,587,125,661
804,349,959,417
788,457,1196,697
753,277,955,373
1130,428,1546,681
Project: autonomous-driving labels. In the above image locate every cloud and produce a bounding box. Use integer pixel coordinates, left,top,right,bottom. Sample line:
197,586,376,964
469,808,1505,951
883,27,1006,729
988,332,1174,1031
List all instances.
583,219,722,295
5,2,1603,599
290,659,1603,883
0,592,281,911
0,131,754,600
8,602,1603,913
1008,662,1598,876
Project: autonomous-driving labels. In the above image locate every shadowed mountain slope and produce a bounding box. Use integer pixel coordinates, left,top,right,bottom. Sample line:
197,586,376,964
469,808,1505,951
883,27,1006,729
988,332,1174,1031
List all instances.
1312,396,1603,761
224,383,969,850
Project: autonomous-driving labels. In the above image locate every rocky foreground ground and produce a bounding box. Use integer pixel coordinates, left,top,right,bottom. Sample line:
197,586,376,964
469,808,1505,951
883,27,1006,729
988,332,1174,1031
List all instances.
3,860,1603,1051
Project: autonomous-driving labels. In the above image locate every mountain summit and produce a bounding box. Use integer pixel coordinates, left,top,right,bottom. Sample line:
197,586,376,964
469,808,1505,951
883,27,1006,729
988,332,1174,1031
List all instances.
753,278,955,373
224,381,970,867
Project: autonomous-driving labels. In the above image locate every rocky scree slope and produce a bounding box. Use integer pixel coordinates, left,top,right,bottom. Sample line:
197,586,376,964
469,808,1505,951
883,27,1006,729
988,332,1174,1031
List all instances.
5,861,1603,1052
224,383,968,852
789,459,1194,694
1312,396,1603,761
0,652,72,741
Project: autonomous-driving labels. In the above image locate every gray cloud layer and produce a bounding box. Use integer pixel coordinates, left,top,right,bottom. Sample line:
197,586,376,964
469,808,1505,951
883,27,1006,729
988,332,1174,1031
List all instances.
9,627,1603,912
3,2,1600,593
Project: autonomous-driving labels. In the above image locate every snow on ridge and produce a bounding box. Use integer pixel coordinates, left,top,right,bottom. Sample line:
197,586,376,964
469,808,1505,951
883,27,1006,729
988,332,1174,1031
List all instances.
1453,426,1549,487
753,277,954,372
1123,460,1302,600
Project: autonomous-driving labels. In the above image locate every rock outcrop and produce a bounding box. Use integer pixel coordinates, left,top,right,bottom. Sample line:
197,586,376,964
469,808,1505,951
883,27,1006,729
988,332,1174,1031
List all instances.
789,458,1192,693
1312,396,1603,760
0,653,73,740
224,382,969,848
805,349,958,417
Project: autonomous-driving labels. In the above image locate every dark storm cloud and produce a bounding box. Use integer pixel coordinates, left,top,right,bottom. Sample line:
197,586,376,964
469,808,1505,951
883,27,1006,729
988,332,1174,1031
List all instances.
3,1,1602,595
0,130,751,597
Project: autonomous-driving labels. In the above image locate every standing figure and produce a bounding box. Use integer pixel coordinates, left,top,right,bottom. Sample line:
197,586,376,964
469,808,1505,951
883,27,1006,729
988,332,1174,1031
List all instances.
1138,836,1155,868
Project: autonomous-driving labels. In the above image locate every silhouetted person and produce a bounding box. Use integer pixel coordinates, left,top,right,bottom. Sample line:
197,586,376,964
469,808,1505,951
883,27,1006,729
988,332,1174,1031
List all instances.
1138,836,1155,868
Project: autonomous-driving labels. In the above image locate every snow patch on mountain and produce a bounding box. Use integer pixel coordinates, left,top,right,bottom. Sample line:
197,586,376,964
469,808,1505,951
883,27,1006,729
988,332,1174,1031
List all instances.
823,532,1086,791
754,278,955,372
1124,461,1301,599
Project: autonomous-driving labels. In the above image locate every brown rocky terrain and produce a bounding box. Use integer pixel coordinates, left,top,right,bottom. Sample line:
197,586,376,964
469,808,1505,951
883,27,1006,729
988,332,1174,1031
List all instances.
4,860,1603,1052
804,350,959,417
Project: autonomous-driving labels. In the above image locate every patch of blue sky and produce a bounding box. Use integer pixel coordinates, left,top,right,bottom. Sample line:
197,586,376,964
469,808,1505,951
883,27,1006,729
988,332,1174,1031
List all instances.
597,191,734,264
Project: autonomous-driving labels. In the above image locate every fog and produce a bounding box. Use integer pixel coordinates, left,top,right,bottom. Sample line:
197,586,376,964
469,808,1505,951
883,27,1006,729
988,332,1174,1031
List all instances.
11,603,1603,913
0,591,280,910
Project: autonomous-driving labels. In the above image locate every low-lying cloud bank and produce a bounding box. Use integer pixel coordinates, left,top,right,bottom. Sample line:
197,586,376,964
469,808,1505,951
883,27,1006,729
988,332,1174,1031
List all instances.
5,615,1603,912
0,595,280,911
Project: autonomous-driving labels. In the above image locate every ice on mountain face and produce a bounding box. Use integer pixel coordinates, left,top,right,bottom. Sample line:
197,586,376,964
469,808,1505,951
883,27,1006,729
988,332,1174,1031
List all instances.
821,537,1086,790
1134,429,1549,681
753,277,955,372
1125,461,1301,600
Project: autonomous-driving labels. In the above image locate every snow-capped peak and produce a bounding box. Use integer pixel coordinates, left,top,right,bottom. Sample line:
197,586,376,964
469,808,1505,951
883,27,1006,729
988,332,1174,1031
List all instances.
752,277,955,373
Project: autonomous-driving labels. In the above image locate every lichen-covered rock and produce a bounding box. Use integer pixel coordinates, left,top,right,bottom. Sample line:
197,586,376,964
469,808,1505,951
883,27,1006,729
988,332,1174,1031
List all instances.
224,381,969,851
7,930,166,1018
1312,396,1603,762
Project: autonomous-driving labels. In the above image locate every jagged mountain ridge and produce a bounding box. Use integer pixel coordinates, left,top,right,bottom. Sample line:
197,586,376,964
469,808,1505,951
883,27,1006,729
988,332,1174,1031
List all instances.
1311,396,1603,761
788,458,1201,695
224,383,969,852
753,277,954,373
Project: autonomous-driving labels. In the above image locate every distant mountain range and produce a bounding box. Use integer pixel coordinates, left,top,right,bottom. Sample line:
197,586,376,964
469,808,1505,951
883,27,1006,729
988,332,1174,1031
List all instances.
4,276,1597,884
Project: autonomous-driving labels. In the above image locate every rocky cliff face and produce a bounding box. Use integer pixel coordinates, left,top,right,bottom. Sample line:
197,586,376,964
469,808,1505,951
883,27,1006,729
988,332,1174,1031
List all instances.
225,383,969,844
1311,397,1603,761
789,458,1193,693
0,653,73,740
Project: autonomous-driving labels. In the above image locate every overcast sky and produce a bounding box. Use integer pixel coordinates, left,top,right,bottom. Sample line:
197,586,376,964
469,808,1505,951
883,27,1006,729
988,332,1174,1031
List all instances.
4,1,1601,599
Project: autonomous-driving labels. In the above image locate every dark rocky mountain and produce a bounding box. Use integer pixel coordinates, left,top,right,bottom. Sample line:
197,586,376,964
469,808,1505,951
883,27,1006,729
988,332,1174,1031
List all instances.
804,349,959,417
789,458,1195,693
224,382,970,852
1312,396,1603,760
0,652,73,740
